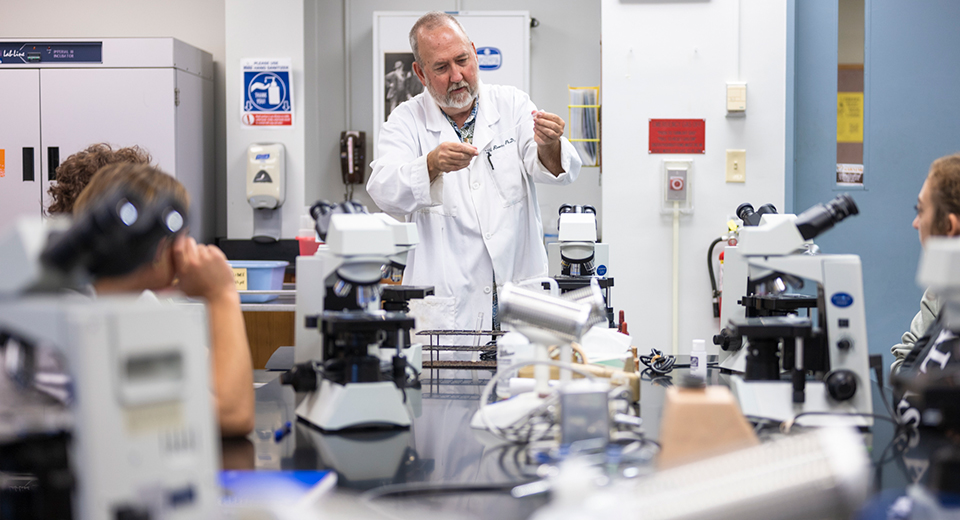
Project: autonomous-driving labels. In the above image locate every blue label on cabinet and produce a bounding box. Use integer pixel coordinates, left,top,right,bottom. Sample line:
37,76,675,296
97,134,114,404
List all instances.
831,292,854,308
597,265,607,276
476,47,502,70
0,42,102,64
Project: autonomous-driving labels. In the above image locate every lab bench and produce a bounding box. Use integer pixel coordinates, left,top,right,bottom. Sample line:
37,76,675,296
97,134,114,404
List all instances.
238,363,917,519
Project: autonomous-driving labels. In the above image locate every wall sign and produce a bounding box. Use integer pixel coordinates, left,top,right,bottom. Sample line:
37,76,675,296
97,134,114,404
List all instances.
837,92,863,143
649,119,705,154
241,58,293,127
477,47,502,70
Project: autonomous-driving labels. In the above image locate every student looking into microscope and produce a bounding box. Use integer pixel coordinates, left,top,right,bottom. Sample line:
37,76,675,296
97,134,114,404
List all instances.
70,161,255,437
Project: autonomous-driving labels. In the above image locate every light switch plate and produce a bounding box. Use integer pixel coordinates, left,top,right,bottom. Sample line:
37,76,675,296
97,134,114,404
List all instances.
726,149,746,183
726,83,746,112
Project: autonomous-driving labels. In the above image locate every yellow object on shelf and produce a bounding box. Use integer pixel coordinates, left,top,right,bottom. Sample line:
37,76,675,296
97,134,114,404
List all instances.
568,86,600,167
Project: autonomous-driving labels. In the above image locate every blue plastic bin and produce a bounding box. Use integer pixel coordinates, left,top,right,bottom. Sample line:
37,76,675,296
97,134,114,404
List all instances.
228,260,289,303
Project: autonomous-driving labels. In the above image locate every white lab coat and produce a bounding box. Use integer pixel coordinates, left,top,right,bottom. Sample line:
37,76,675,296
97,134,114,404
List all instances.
368,82,582,342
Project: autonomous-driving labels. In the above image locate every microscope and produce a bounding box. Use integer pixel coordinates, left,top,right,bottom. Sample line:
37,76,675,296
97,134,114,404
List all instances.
285,201,422,431
0,190,221,519
714,194,874,427
546,204,615,327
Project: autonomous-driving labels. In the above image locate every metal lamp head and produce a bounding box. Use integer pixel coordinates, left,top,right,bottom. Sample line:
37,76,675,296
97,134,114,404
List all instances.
499,283,594,344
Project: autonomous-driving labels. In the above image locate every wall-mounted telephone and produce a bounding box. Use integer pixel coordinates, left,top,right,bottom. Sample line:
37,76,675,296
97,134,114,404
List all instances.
340,131,365,185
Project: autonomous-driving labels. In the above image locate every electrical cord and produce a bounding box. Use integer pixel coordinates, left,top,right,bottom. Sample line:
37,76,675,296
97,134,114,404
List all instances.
639,348,676,375
707,236,724,318
868,354,899,422
476,358,599,442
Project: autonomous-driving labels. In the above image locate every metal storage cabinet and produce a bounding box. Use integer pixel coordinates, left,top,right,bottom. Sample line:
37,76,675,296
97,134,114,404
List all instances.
0,38,214,243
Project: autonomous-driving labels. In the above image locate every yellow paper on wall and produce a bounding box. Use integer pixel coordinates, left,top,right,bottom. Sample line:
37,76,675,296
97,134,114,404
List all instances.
837,92,864,143
232,268,248,291
0,149,5,178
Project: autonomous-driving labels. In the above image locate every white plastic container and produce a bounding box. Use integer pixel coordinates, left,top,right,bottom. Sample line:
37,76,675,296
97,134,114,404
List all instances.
496,332,534,398
690,338,707,380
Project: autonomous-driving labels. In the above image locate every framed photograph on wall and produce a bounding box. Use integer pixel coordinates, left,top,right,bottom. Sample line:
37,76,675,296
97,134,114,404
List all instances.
372,11,530,159
383,52,420,121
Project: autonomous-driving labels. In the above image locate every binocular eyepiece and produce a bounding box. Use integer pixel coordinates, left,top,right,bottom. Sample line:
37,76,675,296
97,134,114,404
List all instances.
735,194,858,241
736,203,778,227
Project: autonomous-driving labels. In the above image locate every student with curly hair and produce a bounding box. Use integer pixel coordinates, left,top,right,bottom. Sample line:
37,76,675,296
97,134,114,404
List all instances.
46,143,152,216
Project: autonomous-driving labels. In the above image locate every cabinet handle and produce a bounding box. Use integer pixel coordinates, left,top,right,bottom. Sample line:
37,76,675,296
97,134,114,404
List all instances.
23,147,35,182
47,147,59,181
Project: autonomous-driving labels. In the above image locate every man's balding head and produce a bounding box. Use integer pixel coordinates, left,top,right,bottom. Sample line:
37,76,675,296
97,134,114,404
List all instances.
409,11,470,65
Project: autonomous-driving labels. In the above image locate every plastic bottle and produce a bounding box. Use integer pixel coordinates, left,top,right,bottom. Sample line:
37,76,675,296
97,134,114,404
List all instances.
496,332,533,398
296,206,321,256
690,339,707,380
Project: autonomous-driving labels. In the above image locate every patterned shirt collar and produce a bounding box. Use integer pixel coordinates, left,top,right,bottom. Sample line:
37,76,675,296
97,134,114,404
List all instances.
443,98,479,144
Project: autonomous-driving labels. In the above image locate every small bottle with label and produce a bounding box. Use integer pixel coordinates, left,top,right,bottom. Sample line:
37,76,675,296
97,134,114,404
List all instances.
496,332,532,398
690,339,707,381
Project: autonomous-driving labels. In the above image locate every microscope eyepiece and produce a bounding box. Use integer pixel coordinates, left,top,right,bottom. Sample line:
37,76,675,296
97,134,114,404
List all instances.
40,188,188,280
310,200,368,241
558,204,597,216
794,194,859,241
737,203,778,227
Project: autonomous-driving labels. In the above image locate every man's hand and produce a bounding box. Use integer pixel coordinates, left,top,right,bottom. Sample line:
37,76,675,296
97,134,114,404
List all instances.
532,110,566,176
172,235,236,303
427,141,479,182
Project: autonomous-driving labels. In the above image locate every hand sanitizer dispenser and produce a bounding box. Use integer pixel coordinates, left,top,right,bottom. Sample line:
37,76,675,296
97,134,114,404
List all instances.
247,143,285,242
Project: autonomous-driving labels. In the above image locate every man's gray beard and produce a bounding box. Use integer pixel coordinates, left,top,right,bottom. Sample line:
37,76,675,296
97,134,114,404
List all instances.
428,80,477,111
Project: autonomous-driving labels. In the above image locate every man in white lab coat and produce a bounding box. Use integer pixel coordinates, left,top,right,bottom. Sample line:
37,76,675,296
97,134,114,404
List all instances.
368,11,582,342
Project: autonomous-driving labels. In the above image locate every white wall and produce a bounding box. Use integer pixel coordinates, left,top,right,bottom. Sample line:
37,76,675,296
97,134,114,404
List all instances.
0,0,230,238
601,0,787,354
225,0,309,239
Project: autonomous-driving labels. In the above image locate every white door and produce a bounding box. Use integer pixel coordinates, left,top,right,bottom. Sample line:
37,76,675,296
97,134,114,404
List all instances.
0,69,42,227
40,68,177,211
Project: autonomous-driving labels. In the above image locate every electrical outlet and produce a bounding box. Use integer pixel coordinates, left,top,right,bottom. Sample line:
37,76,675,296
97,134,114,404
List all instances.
726,150,746,183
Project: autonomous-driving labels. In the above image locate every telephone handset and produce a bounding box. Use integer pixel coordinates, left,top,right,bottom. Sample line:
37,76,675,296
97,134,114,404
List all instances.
340,131,366,185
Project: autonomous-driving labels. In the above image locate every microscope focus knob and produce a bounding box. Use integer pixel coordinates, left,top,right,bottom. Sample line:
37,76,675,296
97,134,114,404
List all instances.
825,370,857,401
837,338,852,351
280,363,318,393
713,328,742,351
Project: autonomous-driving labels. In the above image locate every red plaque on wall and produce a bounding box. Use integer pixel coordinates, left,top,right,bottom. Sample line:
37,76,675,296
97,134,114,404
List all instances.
649,119,706,154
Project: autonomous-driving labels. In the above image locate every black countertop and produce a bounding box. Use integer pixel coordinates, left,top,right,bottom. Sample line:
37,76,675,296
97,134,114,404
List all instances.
231,361,949,520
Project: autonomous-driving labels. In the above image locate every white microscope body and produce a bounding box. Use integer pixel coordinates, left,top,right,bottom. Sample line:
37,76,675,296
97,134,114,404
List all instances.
547,206,610,278
0,216,220,519
716,196,873,427
291,210,419,431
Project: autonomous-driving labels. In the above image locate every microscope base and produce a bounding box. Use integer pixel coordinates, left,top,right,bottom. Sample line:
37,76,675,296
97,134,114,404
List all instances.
296,380,411,431
731,377,873,428
299,426,414,485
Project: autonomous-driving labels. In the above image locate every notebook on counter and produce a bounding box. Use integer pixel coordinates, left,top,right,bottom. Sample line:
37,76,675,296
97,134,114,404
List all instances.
219,470,337,507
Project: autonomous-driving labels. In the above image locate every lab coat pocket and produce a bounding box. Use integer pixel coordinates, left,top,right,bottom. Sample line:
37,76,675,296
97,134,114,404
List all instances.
485,139,525,207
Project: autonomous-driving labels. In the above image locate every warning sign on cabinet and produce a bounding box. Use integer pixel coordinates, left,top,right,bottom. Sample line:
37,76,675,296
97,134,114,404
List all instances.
241,58,293,127
649,119,705,154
